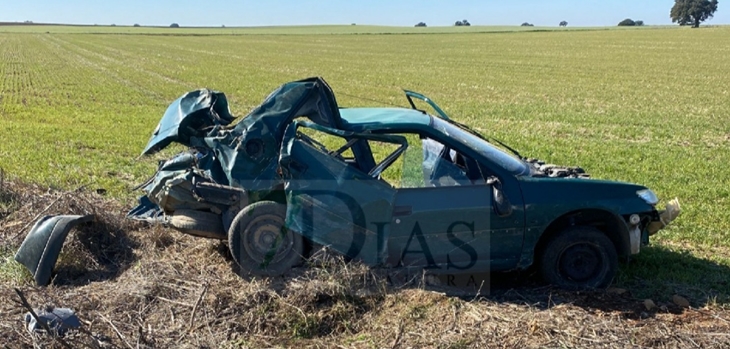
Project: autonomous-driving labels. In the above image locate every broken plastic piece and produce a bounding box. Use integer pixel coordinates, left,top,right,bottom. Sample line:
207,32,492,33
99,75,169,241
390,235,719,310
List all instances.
25,307,81,336
15,215,94,286
647,198,681,235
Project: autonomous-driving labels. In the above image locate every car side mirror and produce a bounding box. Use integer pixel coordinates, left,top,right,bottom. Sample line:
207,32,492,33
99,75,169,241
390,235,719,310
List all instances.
487,177,512,217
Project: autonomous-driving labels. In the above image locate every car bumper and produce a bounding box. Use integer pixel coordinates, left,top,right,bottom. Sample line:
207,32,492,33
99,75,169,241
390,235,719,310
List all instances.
646,198,681,236
629,198,681,255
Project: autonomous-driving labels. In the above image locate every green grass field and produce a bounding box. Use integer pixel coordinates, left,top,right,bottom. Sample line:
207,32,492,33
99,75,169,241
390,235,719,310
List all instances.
0,23,660,34
1,25,729,302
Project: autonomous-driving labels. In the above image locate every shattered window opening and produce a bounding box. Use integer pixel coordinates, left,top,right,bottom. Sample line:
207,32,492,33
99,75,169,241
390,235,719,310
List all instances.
430,117,528,175
375,134,482,189
420,138,473,187
368,139,407,187
294,127,407,186
296,127,356,161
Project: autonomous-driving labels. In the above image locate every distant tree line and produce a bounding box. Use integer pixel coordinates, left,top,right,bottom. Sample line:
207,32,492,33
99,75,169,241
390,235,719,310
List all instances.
454,19,471,26
415,22,427,27
519,21,568,27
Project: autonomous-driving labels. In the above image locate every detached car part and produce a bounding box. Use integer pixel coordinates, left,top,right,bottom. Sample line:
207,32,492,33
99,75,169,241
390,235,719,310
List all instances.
25,307,81,336
15,215,94,286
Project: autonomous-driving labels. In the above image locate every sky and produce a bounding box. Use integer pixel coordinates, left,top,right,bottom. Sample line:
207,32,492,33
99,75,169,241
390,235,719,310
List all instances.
1,0,727,27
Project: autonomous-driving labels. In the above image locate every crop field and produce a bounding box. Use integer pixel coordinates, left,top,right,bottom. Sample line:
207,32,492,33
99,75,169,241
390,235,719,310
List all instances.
0,23,658,34
1,25,730,347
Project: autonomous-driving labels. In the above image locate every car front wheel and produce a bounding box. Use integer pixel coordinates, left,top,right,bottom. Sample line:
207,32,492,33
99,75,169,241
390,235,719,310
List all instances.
539,226,618,289
228,201,303,276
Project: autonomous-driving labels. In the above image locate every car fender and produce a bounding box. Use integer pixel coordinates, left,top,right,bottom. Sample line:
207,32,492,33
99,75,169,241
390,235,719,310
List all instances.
14,215,94,286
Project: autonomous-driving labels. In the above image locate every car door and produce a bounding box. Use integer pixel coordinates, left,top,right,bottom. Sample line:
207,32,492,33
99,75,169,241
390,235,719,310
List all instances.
279,121,406,265
386,137,525,272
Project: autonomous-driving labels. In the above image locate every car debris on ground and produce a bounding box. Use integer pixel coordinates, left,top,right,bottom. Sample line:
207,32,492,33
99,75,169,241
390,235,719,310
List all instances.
25,307,81,336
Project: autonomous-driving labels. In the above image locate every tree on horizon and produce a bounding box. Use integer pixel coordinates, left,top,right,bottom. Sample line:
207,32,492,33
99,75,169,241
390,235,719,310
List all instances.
670,0,719,27
618,18,636,26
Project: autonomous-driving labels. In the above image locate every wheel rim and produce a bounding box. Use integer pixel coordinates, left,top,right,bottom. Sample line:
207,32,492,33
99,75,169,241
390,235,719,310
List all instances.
558,243,602,282
242,214,294,267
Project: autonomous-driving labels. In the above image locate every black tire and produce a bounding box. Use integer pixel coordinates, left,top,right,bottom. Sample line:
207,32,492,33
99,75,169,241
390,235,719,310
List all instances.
228,201,303,276
169,210,226,239
539,226,618,289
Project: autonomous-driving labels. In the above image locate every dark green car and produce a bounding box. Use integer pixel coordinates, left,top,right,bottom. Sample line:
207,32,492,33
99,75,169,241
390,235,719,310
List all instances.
128,77,680,289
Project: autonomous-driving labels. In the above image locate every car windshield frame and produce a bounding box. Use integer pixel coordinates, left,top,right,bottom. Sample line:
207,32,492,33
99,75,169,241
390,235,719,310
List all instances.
429,116,530,176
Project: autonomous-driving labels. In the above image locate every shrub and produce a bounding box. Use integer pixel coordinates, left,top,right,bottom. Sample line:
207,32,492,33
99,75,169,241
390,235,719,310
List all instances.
618,18,636,26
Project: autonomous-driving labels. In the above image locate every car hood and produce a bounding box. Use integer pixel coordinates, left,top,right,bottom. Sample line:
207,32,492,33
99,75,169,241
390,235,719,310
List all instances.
517,176,654,215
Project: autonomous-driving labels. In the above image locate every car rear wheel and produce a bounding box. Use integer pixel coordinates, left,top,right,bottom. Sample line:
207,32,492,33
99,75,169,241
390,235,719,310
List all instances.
228,201,303,276
539,226,618,289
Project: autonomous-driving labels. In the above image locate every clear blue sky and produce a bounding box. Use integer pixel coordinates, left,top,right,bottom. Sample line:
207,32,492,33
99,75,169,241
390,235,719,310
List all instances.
1,0,727,27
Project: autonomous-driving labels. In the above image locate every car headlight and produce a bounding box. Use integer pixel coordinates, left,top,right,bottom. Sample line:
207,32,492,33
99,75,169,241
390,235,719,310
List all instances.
637,189,659,205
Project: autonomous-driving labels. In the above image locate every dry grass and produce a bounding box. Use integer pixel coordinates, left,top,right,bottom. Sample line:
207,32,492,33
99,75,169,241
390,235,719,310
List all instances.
2,179,730,348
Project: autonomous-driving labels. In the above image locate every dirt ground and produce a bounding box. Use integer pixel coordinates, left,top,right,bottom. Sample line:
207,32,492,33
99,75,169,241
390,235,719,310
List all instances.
1,179,730,348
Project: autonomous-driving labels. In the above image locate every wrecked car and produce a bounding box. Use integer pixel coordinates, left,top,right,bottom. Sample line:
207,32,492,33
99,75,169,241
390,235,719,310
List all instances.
127,77,680,289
